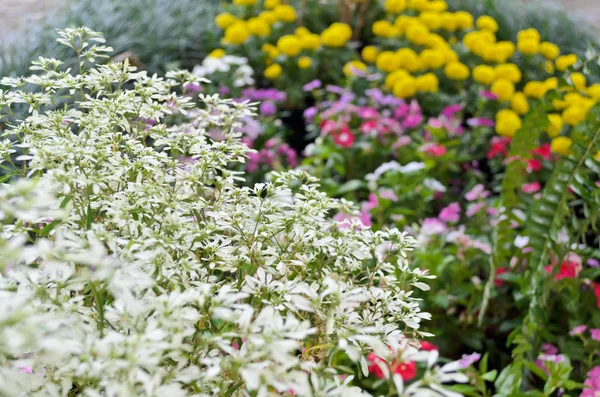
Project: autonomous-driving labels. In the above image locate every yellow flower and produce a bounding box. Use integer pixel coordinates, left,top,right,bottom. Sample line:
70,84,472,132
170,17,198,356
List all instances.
407,0,427,10
420,49,445,69
362,46,379,63
376,51,401,73
556,54,578,71
298,56,312,69
494,63,522,83
546,114,563,137
463,31,496,56
454,11,474,30
440,12,457,31
233,0,257,4
511,92,530,115
393,76,418,98
441,47,459,63
595,150,600,161
476,15,498,32
426,0,448,12
545,77,558,90
300,34,321,50
419,11,442,30
444,62,470,80
277,35,302,57
539,42,560,60
295,27,311,37
416,73,439,92
385,70,410,90
248,18,272,37
274,5,297,23
523,81,548,99
491,78,515,102
259,11,278,25
224,23,250,45
493,41,516,63
518,38,539,55
394,15,416,35
544,61,555,74
216,12,238,29
587,84,600,100
406,23,430,45
385,0,407,13
343,60,367,76
264,0,280,9
571,73,586,91
397,48,421,72
208,49,226,59
264,63,282,79
550,136,573,155
262,43,280,58
373,20,396,37
562,105,587,126
496,109,522,137
472,65,495,85
321,23,352,47
517,28,541,43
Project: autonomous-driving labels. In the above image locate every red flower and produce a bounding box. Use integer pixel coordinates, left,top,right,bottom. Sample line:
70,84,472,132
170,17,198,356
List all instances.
360,120,378,134
393,360,417,381
320,120,337,135
522,181,541,194
333,126,355,148
419,341,438,351
532,144,551,160
367,353,387,379
545,260,581,280
495,267,509,287
487,137,511,159
593,282,600,309
425,143,447,157
527,158,542,172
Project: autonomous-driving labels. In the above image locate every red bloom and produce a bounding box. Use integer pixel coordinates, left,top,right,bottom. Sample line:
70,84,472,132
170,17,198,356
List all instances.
487,137,511,159
367,353,387,379
495,267,509,287
593,282,600,309
532,144,551,160
320,119,337,135
360,120,378,134
393,360,417,381
527,158,542,172
522,181,541,194
419,341,438,351
367,354,417,381
333,126,355,148
425,143,447,157
545,260,581,280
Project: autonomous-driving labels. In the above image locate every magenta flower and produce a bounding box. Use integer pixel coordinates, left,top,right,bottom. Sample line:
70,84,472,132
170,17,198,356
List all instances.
403,114,423,129
465,184,489,201
304,106,318,122
591,329,600,341
570,325,587,336
522,181,541,194
259,101,277,116
441,104,461,118
466,202,485,217
357,106,379,119
421,218,447,235
392,136,412,149
467,117,495,128
303,79,322,91
379,189,398,201
360,120,378,134
541,343,559,355
420,143,447,157
481,90,498,100
582,367,600,397
458,353,481,368
439,202,461,223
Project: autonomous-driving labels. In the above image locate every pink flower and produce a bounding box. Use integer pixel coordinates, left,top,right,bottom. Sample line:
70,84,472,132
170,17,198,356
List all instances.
419,341,438,351
481,90,498,100
488,136,511,159
362,193,379,212
541,343,558,355
532,144,552,160
459,353,481,368
465,184,489,201
333,126,355,148
527,158,542,172
320,119,338,135
392,136,412,149
422,218,447,235
18,367,33,374
422,143,447,157
466,202,485,217
591,329,600,341
403,114,423,129
442,104,461,118
439,202,461,223
569,325,587,336
581,366,600,397
379,189,398,201
522,181,541,194
357,106,379,119
467,117,495,128
360,120,378,134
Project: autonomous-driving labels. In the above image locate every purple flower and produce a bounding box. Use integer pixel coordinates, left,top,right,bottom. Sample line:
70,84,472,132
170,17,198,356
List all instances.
588,258,600,268
326,84,346,95
304,106,318,122
591,329,600,341
458,353,481,368
184,82,204,93
467,117,495,128
441,104,461,118
259,101,277,116
541,343,558,355
569,325,587,336
439,202,461,223
303,79,322,91
219,85,231,96
481,90,498,100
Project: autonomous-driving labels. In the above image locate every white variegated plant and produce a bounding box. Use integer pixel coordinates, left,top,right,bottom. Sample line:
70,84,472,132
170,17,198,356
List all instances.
0,28,472,397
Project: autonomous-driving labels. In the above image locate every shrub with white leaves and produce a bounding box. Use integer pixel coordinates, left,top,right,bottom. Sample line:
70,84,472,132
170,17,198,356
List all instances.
0,28,467,397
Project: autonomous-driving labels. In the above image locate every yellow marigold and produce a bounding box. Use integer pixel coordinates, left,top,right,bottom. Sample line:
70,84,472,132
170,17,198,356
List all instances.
596,150,600,161
233,0,257,5
454,11,474,30
393,76,418,98
264,0,280,9
248,18,272,37
518,38,539,55
496,109,522,137
274,5,297,23
385,69,410,90
545,77,558,90
571,73,586,91
546,114,563,137
259,11,278,25
264,63,282,79
550,136,573,155
224,22,250,45
262,43,279,58
587,84,600,100
208,49,226,58
544,61,555,74
472,65,495,85
298,56,312,69
419,11,442,30
321,23,352,47
444,61,469,80
556,54,578,71
463,31,495,56
517,28,541,43
493,41,516,63
343,60,367,76
440,12,457,31
295,27,311,37
394,15,416,35
300,34,320,50
420,49,445,69
511,92,530,115
407,0,427,10
397,48,421,72
562,105,587,126
416,73,439,92
426,0,448,12
373,20,396,37
476,15,498,32
494,63,522,83
385,0,407,13
539,41,560,60
406,23,430,45
523,81,548,99
215,12,238,29
361,46,379,63
376,51,401,73
277,35,302,56
491,78,515,102
423,33,447,48
442,47,459,63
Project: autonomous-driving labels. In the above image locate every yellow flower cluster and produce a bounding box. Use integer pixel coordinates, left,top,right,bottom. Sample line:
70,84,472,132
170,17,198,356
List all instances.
321,23,353,47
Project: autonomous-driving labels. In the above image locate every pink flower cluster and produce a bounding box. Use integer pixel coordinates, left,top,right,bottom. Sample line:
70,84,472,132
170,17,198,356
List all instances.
246,138,298,172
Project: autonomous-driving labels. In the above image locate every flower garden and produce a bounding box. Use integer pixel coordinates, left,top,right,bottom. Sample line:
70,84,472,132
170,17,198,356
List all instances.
1,0,600,396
